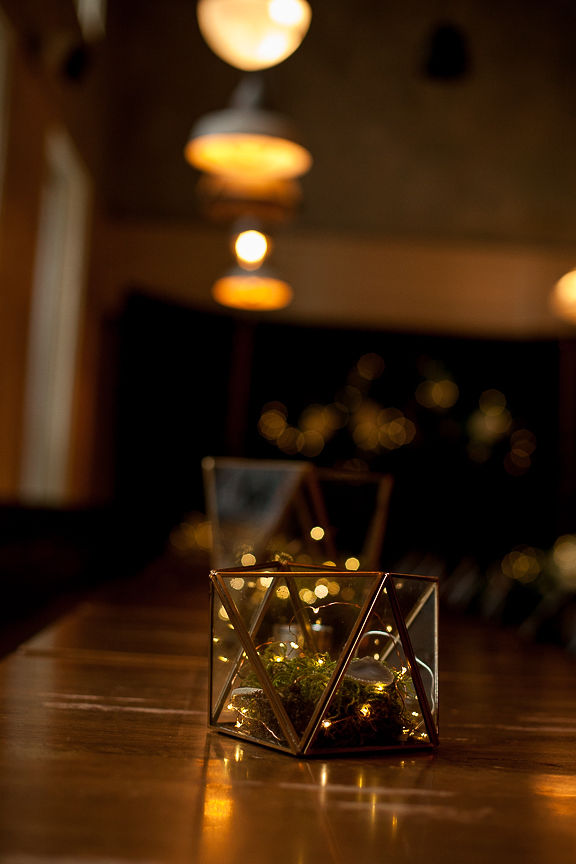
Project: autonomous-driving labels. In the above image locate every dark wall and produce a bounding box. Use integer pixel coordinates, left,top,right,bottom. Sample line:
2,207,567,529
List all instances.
114,293,561,567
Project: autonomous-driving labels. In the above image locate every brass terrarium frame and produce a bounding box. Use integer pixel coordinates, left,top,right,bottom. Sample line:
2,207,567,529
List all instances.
209,562,439,756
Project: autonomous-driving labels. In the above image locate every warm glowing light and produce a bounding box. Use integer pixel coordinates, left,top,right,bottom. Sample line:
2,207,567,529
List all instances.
258,576,273,588
479,389,507,416
415,378,459,410
376,407,417,450
551,269,576,323
299,430,325,457
359,704,371,717
467,407,511,443
258,407,288,440
345,557,360,571
532,773,576,817
298,588,316,604
310,526,325,541
241,553,257,566
277,426,305,454
203,792,233,824
357,352,385,381
185,132,312,180
314,584,329,599
276,585,290,599
321,719,332,729
212,271,293,311
197,0,312,71
552,534,576,588
218,605,229,620
235,229,269,267
511,428,537,453
230,577,245,590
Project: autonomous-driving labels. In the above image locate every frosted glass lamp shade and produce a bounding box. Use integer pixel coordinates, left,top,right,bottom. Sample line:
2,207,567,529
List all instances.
197,0,312,71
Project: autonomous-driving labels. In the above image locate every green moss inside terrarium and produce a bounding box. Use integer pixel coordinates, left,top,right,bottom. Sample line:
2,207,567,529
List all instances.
228,643,427,749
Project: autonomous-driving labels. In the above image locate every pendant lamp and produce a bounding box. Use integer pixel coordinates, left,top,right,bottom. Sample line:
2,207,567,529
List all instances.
185,76,312,181
197,0,312,71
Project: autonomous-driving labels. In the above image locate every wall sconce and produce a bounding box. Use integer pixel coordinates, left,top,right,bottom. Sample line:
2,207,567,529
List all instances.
551,269,576,323
197,0,312,71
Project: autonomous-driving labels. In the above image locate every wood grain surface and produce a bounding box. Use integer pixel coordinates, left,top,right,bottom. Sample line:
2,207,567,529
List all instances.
1,561,575,863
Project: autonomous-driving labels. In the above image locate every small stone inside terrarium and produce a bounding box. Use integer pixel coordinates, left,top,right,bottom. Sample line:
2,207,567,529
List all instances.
346,656,395,686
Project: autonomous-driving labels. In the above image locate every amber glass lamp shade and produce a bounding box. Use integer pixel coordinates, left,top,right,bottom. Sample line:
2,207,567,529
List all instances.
212,265,293,311
197,0,312,71
185,106,312,181
551,269,576,323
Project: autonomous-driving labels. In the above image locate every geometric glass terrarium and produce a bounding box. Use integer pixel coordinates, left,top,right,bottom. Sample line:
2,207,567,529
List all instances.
209,561,439,756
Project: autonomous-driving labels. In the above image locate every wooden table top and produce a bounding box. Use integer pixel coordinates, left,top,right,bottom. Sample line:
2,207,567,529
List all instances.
1,561,575,864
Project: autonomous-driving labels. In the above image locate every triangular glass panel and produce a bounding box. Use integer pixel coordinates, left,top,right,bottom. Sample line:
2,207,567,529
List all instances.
242,570,379,744
210,581,246,719
203,458,335,567
388,574,439,730
218,570,275,632
304,579,430,754
212,650,291,751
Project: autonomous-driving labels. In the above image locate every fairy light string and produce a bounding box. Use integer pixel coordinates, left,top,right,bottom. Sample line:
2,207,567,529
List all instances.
228,641,427,748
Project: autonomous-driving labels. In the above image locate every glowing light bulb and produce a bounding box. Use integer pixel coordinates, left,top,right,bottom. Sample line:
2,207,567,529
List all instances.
235,229,268,267
197,0,312,71
269,0,307,27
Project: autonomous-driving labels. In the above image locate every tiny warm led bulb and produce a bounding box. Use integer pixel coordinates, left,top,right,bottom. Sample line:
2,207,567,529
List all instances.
234,229,269,268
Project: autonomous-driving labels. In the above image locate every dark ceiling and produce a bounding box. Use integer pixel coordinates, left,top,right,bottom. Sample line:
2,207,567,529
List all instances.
104,0,576,247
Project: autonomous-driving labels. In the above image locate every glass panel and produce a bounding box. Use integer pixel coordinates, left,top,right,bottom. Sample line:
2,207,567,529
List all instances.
220,571,274,632
210,585,245,718
204,458,311,566
241,571,379,743
389,574,439,729
306,580,430,752
213,652,290,750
